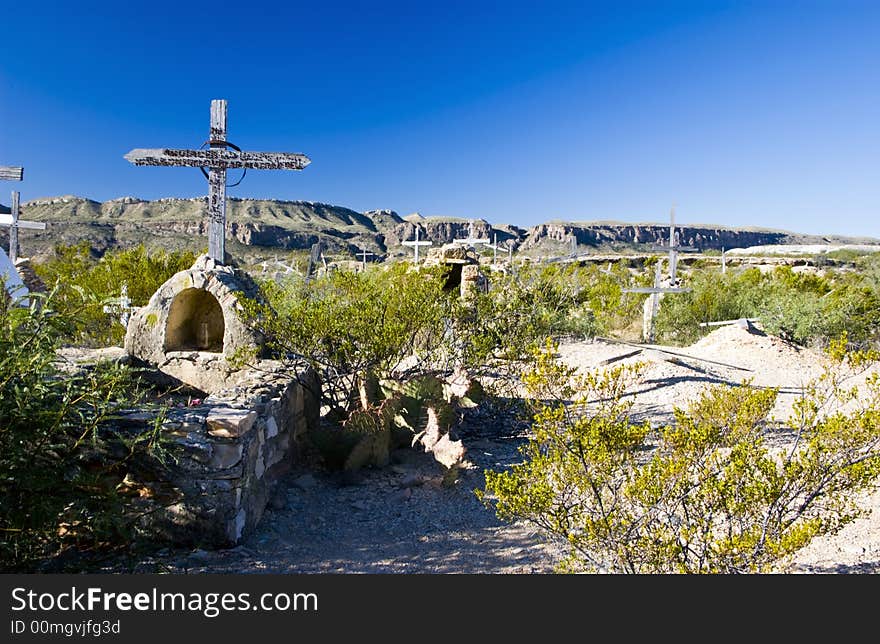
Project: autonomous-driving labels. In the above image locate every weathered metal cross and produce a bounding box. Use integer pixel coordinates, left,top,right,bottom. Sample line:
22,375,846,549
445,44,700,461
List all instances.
125,99,310,265
1,191,46,262
402,227,433,263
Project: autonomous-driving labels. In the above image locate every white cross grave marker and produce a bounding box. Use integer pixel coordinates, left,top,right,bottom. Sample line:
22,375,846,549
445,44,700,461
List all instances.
623,207,693,343
402,227,433,263
356,247,375,271
103,283,136,329
1,191,46,262
125,99,310,265
451,219,491,250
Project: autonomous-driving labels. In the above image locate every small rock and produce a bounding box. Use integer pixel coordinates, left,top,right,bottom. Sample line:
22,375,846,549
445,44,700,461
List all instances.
293,474,318,491
340,470,365,487
394,487,413,502
399,473,424,489
269,489,288,510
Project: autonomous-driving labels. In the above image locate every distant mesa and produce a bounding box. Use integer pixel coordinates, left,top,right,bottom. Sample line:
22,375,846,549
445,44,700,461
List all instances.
5,195,880,264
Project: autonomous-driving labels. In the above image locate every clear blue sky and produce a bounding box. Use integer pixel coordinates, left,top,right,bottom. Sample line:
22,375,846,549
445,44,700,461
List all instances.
1,1,878,237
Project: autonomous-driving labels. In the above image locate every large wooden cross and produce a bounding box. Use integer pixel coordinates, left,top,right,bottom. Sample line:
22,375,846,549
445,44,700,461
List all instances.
125,99,310,264
1,191,46,262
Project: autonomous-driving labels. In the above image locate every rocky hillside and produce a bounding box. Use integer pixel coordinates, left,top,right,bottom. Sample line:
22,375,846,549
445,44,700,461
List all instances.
2,195,877,263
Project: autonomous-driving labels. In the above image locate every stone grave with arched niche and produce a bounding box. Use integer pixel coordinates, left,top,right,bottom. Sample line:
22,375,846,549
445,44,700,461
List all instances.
119,254,319,545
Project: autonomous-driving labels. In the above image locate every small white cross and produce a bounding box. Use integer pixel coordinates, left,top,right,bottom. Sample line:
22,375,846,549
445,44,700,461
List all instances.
402,227,433,263
103,283,136,329
451,219,491,249
356,248,375,271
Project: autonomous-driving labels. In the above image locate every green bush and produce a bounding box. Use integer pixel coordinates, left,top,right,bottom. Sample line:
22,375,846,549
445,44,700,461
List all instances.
240,263,456,414
0,289,170,571
460,262,641,370
653,265,880,348
480,339,880,573
34,242,196,347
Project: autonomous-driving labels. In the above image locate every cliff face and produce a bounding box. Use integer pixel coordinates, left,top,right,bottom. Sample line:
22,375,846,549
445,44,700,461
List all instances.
383,219,517,248
520,223,791,252
2,195,876,262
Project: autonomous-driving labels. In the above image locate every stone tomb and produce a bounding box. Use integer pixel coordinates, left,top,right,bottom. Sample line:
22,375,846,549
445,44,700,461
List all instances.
120,254,319,545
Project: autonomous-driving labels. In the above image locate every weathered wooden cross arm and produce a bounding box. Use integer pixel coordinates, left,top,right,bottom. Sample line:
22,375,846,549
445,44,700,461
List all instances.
622,286,691,294
124,149,311,170
0,167,24,181
0,214,46,230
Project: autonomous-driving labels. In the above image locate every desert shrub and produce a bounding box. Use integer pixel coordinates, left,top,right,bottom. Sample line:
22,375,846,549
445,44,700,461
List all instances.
0,288,171,571
34,242,196,347
479,338,880,573
459,262,641,371
653,266,880,348
241,263,456,414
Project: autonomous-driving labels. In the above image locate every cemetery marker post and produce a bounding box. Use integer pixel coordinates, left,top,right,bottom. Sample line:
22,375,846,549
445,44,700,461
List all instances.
356,248,375,271
451,220,490,250
402,227,433,264
1,191,46,262
623,207,692,342
125,99,310,265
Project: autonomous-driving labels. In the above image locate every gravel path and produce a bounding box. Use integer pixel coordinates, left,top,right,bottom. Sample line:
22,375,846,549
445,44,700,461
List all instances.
127,405,566,574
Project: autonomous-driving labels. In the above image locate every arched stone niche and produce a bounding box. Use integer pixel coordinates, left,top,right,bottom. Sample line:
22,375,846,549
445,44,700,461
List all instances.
124,255,265,392
164,288,225,353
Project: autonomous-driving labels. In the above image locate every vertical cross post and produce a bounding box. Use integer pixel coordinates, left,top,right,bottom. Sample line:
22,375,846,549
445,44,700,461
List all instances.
721,247,726,274
9,191,19,263
648,262,662,342
207,100,228,263
668,206,678,282
103,283,135,329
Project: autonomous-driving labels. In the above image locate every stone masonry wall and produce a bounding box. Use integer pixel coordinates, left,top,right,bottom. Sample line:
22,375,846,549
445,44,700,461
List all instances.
119,361,320,546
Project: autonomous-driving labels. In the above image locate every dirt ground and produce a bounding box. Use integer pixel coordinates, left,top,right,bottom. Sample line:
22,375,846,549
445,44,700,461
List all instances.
116,324,880,574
